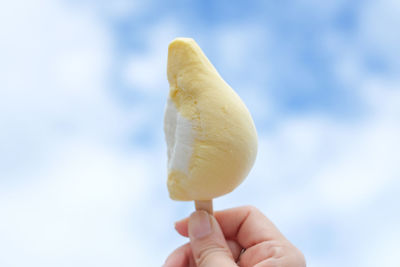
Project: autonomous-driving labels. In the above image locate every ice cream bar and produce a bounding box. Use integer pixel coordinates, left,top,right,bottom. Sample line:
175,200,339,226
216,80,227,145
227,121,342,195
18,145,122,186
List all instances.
164,38,258,211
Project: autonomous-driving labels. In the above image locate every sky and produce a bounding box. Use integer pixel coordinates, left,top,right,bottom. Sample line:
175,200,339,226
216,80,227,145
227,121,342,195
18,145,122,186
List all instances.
0,0,399,266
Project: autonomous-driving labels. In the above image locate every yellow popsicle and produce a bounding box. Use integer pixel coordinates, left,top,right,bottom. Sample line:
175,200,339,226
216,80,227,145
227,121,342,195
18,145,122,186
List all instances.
164,37,258,204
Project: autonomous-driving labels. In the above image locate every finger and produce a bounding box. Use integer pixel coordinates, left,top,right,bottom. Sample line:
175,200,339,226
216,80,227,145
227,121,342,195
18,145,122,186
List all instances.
163,243,193,267
166,239,242,265
175,206,285,248
175,222,243,261
253,255,305,267
175,218,189,237
165,240,242,266
240,240,306,267
253,258,280,267
226,239,242,262
239,240,285,267
188,210,237,267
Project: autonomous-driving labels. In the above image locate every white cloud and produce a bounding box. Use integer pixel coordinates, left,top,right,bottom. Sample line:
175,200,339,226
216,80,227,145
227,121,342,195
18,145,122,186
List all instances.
0,138,159,266
361,223,400,267
0,0,165,266
102,0,149,18
0,0,124,172
313,119,400,211
359,0,400,63
122,19,180,95
330,0,400,90
214,24,269,73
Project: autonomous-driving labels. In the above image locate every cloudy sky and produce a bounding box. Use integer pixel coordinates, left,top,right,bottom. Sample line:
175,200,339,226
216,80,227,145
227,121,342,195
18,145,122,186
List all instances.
0,0,399,266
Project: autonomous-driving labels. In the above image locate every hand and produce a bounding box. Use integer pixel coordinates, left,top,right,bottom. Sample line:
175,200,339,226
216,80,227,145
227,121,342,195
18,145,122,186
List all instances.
164,206,306,267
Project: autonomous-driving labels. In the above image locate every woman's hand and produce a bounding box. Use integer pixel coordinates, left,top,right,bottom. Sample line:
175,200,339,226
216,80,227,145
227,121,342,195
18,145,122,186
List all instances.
164,206,306,267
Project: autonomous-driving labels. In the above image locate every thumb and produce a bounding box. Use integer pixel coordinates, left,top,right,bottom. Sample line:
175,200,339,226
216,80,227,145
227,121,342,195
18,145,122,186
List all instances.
188,210,237,267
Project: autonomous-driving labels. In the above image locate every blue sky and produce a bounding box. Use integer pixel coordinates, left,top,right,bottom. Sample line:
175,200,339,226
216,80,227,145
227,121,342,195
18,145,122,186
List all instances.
0,0,399,266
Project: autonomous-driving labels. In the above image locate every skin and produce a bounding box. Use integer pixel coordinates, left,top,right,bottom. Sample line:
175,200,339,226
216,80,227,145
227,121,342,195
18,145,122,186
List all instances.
164,206,306,267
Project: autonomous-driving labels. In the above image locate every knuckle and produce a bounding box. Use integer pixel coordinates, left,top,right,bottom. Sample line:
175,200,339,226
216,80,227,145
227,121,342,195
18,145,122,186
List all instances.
262,240,286,259
242,205,260,215
247,241,306,267
243,205,257,212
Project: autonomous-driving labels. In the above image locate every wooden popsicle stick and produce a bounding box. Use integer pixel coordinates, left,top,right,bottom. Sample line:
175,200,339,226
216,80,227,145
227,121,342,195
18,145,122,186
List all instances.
194,200,213,214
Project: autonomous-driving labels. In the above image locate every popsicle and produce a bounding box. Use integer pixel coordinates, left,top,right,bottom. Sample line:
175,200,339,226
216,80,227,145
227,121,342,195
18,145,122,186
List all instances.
164,38,258,213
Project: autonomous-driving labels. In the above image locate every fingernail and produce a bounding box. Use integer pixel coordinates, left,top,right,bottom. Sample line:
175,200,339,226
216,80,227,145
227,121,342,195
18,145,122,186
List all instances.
189,210,212,239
